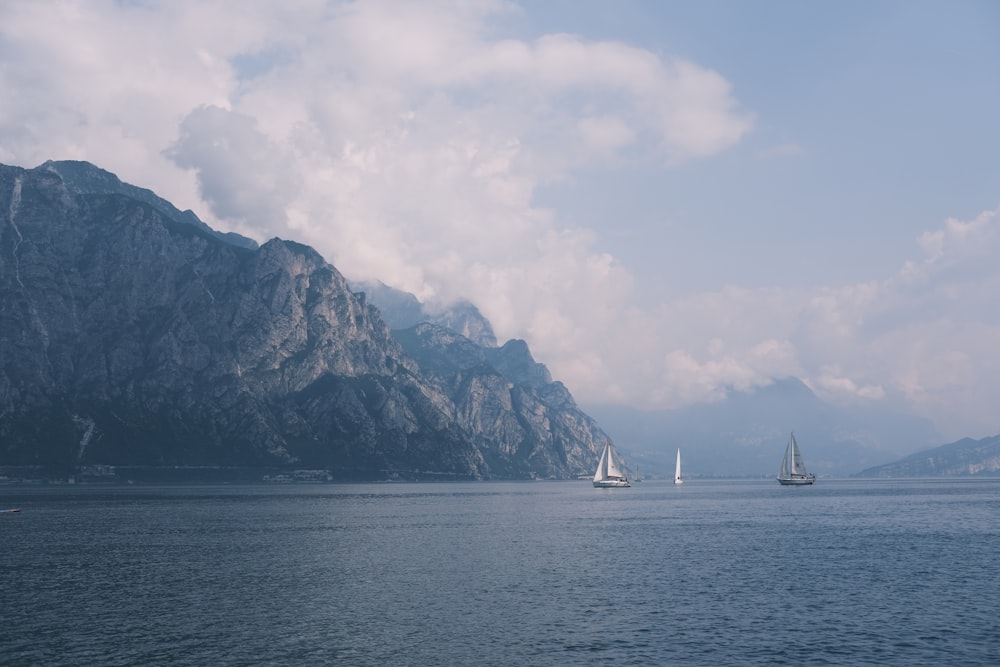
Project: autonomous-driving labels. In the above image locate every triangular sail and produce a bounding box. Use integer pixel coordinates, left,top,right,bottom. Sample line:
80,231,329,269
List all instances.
593,443,610,482
790,434,807,475
674,448,683,483
605,445,625,479
779,444,790,477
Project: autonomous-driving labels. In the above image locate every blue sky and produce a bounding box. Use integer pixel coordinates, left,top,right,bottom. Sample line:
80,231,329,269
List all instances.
524,0,1000,295
2,1,998,440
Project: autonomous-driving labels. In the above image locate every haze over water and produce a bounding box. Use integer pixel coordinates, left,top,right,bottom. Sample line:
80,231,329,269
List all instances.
2,479,998,666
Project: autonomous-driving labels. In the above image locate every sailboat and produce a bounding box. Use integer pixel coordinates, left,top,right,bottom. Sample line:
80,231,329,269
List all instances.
777,432,816,485
593,441,630,488
673,448,683,485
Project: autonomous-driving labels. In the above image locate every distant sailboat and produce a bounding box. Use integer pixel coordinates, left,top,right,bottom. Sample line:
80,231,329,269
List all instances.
777,432,816,485
593,441,630,488
674,448,683,485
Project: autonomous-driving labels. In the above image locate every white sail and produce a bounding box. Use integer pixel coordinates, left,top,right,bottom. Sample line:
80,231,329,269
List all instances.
592,444,609,483
674,448,683,484
605,447,625,479
790,435,807,475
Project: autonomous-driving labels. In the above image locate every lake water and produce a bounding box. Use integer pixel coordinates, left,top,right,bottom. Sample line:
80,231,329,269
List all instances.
2,479,998,666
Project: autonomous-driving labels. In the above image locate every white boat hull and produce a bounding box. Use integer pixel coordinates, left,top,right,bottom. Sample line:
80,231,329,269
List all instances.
593,479,630,488
777,475,815,486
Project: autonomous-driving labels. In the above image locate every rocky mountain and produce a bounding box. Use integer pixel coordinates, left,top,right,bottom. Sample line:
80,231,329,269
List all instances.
38,160,258,250
855,434,1000,477
584,378,942,478
392,324,601,478
350,282,602,477
0,161,607,481
350,279,498,348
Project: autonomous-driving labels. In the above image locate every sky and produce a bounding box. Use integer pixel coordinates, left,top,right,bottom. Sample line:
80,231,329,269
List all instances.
2,0,999,442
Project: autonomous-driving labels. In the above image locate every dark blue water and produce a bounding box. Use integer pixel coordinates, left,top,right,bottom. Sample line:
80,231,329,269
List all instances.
2,479,998,666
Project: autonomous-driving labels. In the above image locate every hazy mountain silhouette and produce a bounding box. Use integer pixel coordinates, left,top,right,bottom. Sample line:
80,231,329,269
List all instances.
856,433,1000,477
584,378,941,478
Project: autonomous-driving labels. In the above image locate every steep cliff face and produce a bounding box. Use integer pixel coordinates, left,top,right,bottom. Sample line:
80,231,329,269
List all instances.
393,324,608,478
0,161,603,480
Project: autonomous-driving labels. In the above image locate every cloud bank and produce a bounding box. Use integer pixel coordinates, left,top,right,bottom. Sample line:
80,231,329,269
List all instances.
1,1,997,440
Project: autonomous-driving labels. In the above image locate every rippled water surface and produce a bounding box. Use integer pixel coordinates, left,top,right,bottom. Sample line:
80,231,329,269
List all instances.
2,479,998,666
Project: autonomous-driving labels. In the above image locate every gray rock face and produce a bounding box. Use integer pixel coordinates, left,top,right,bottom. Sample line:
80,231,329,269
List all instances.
393,324,608,478
0,161,604,480
40,160,258,249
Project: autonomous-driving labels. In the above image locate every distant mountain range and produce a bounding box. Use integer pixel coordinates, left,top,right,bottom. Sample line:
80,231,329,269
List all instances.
2,160,996,481
855,434,1000,477
0,160,608,481
584,381,1000,479
584,378,946,478
353,281,1000,479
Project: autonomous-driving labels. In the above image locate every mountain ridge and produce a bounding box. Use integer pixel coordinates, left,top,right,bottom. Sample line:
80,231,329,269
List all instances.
5,159,993,481
855,434,1000,477
40,159,258,250
584,377,943,477
0,160,608,481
